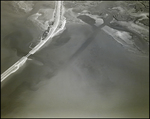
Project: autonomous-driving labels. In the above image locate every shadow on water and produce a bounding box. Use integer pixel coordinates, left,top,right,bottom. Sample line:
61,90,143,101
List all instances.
65,14,116,63
1,13,149,117
1,15,102,117
1,14,125,116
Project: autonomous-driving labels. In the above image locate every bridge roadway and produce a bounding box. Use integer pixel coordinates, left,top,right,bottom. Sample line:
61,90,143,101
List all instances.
1,1,63,82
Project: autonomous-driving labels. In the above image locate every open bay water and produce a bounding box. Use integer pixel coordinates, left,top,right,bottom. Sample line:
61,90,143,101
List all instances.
1,2,149,118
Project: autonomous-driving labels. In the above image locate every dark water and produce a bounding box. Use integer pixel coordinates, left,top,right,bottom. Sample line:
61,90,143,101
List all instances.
1,2,149,118
77,15,96,26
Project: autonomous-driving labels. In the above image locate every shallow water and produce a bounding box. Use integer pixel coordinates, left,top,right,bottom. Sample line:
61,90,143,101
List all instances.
1,22,149,117
1,1,149,118
1,1,54,73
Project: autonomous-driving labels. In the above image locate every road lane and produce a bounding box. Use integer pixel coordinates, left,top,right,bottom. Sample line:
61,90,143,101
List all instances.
1,57,28,82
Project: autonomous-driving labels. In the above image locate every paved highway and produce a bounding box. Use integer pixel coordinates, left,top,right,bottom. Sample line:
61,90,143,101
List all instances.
1,1,65,82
